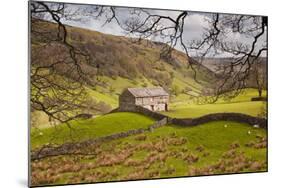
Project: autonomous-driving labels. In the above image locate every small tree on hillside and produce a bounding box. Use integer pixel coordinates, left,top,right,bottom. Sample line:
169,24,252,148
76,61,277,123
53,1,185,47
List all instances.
252,60,266,97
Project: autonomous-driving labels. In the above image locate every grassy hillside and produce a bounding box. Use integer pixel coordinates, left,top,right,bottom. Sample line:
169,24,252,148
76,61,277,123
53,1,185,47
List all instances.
163,89,267,118
30,17,267,187
31,19,268,121
31,19,216,112
31,112,155,149
31,121,267,186
162,101,265,118
31,88,267,152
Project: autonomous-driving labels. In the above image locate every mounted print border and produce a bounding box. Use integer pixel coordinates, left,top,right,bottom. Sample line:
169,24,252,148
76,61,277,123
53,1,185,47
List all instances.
28,0,268,187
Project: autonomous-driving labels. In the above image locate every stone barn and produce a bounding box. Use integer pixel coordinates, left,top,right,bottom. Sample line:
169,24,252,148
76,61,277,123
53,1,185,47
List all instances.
119,87,169,112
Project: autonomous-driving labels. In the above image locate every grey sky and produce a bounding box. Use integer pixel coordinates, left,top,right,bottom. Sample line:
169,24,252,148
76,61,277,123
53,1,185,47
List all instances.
55,3,266,57
64,6,209,42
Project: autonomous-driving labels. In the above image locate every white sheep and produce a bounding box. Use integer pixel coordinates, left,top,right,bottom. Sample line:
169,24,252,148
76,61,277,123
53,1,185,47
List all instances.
253,124,260,128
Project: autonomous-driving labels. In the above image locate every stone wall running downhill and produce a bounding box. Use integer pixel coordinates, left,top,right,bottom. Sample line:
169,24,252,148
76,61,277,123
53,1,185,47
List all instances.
31,116,169,161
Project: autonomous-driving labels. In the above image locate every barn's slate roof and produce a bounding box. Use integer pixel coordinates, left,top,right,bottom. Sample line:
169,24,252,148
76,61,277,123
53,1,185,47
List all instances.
126,87,169,97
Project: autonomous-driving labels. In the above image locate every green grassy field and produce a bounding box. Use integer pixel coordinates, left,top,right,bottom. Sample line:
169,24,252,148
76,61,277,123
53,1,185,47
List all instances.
163,88,267,118
30,19,267,187
162,101,266,118
31,88,267,149
31,121,267,186
30,88,267,186
31,112,155,149
30,86,267,186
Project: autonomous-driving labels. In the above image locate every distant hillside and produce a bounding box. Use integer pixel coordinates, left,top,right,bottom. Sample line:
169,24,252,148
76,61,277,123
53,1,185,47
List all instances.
31,19,217,111
199,57,267,88
200,57,267,73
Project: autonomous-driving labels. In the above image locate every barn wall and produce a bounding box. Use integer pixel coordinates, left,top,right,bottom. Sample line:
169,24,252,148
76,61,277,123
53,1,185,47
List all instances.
138,96,169,105
154,103,166,111
135,98,143,105
119,90,136,111
142,105,153,111
119,104,137,111
142,103,166,111
119,89,169,112
142,97,152,105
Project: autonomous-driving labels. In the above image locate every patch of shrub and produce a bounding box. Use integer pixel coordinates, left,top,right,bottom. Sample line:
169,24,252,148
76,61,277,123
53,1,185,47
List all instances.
230,141,240,149
166,137,187,146
195,145,205,152
134,134,147,141
245,137,267,149
183,153,199,164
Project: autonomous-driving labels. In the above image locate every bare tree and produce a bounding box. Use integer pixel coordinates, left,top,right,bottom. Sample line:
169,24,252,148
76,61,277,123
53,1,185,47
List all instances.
252,59,266,97
30,1,100,126
188,14,267,102
30,1,268,160
97,8,267,102
30,2,267,123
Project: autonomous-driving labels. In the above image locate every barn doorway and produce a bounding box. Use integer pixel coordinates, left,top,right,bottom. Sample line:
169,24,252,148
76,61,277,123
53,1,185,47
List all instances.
151,105,154,111
165,104,168,111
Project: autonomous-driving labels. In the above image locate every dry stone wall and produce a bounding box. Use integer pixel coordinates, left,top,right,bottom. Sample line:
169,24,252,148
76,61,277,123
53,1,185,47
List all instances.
172,113,267,129
31,116,168,160
32,106,267,160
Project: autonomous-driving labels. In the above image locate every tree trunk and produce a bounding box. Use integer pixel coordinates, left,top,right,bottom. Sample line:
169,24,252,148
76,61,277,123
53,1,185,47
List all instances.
258,89,262,97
